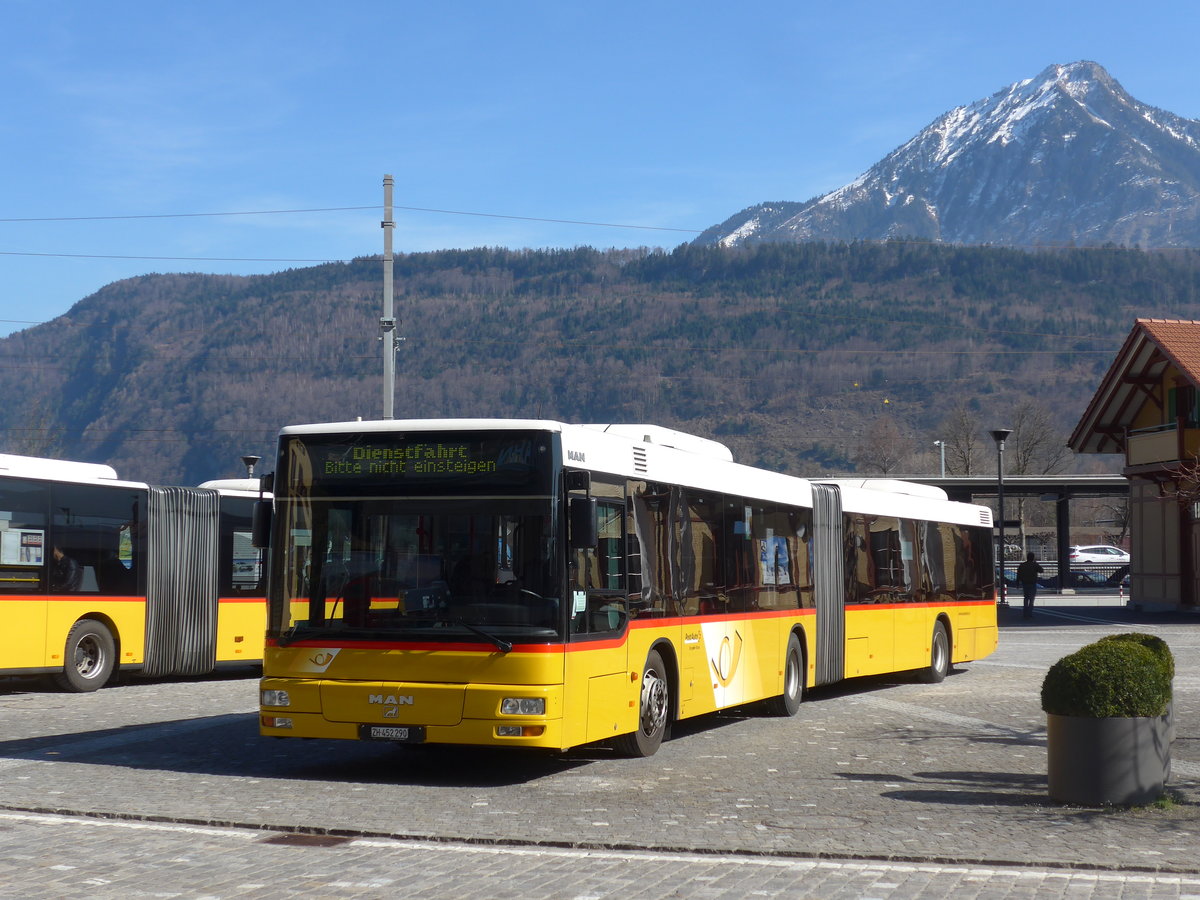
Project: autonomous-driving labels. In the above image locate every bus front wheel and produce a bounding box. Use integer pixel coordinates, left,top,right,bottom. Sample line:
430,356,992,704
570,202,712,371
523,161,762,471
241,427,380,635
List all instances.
53,618,116,693
765,632,804,716
614,649,670,757
918,621,950,684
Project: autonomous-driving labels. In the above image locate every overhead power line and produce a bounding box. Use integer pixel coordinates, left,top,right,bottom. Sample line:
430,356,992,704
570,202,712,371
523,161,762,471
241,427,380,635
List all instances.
391,205,702,233
6,201,1200,259
0,250,348,262
0,203,702,233
0,202,704,262
0,206,376,223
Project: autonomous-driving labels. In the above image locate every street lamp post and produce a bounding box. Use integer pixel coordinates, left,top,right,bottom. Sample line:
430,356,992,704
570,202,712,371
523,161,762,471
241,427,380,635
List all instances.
990,429,1013,606
933,440,946,477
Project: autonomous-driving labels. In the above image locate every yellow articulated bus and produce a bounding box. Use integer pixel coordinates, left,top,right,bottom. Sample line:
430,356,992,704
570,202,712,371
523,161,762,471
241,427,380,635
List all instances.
257,419,998,756
0,454,266,691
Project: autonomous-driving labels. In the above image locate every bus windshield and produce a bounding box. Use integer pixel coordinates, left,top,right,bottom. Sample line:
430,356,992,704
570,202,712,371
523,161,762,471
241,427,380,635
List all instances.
270,431,563,645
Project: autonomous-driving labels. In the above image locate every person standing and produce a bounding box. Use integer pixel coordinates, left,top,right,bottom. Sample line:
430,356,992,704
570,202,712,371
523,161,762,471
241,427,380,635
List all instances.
1016,552,1043,619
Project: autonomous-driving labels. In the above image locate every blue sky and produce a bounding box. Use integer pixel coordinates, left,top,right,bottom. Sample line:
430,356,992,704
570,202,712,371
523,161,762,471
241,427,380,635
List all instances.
2,0,1198,338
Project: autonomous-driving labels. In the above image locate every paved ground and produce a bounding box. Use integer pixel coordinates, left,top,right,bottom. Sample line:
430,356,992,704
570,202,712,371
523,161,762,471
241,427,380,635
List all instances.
2,595,1200,898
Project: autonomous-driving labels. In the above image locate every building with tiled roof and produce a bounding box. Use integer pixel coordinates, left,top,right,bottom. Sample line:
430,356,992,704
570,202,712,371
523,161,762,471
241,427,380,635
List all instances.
1070,318,1200,609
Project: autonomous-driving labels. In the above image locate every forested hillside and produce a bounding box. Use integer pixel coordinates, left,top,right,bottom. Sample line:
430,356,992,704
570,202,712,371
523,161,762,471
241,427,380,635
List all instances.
1,241,1197,485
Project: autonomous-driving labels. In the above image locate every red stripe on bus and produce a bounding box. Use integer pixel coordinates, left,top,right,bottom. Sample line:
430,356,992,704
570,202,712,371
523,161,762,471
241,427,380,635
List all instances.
36,594,146,602
264,600,992,654
845,599,997,612
0,594,269,604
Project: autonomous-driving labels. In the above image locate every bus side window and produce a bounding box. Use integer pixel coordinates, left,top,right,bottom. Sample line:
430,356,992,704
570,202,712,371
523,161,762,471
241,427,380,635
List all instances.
0,478,49,593
754,504,808,611
52,483,142,595
220,498,263,596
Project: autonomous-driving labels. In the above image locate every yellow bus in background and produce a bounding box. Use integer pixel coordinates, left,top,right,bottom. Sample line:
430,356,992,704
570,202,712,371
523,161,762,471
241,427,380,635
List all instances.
258,420,997,756
0,454,266,691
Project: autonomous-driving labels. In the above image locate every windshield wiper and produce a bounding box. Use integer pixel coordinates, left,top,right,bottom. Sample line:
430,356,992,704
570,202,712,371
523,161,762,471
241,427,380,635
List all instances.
453,618,513,653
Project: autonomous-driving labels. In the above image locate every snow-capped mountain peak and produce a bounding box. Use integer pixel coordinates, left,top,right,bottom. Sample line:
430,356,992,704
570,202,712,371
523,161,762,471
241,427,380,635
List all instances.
697,62,1200,249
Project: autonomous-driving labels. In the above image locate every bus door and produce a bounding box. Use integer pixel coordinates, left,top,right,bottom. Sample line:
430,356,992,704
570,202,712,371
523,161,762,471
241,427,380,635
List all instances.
843,513,901,676
889,518,925,669
565,484,630,747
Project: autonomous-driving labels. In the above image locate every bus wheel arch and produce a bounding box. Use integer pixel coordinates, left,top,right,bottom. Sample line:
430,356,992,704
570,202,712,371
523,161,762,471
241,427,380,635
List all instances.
53,617,118,692
614,644,674,757
918,617,951,684
645,638,679,722
765,629,805,716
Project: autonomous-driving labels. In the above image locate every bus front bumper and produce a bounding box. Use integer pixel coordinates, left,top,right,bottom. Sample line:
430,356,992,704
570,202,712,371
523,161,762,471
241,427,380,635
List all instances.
258,677,565,749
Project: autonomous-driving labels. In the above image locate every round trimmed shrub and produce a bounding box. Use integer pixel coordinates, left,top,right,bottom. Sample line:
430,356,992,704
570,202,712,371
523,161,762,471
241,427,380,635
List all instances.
1097,632,1175,682
1041,639,1172,718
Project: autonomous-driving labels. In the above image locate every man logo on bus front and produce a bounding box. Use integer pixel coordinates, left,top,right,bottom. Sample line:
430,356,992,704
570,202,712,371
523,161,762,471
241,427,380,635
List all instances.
369,694,413,719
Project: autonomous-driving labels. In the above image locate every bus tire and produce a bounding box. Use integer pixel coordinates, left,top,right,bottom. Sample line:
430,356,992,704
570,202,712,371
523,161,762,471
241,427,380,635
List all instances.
918,621,950,684
53,618,116,693
614,649,670,757
765,632,804,716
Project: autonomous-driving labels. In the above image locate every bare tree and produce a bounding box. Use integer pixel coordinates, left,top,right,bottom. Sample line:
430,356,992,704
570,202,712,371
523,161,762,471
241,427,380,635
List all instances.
1005,400,1072,551
939,402,982,475
1153,456,1200,507
1096,497,1131,545
854,416,912,475
1007,399,1071,477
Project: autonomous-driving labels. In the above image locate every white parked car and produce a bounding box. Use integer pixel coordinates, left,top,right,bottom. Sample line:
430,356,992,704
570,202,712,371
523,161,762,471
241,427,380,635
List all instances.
1069,545,1130,564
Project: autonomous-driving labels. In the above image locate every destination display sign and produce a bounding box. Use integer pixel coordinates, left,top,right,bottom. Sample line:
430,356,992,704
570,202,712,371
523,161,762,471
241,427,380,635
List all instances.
291,432,553,493
321,442,500,477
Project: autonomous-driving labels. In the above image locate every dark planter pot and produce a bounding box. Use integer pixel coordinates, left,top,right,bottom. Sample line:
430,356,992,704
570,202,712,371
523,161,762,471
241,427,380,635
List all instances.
1046,712,1171,806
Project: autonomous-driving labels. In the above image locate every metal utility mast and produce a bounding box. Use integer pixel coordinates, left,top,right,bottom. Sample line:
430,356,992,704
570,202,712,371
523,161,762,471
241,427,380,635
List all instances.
381,175,398,419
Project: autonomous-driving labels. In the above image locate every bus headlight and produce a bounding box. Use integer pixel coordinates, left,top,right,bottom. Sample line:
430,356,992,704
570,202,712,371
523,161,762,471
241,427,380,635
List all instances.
261,689,291,707
500,697,545,716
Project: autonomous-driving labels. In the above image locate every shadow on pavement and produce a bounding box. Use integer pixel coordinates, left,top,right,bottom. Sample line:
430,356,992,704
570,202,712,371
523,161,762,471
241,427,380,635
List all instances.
0,706,752,787
0,714,599,786
998,604,1200,629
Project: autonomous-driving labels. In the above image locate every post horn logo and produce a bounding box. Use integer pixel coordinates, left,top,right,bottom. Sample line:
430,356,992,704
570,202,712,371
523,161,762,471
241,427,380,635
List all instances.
710,630,744,687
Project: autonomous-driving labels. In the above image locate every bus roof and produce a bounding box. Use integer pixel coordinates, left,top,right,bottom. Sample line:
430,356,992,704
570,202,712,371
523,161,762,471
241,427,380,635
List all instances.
278,419,733,457
198,478,267,495
278,417,569,436
274,418,990,526
818,478,949,502
0,453,124,485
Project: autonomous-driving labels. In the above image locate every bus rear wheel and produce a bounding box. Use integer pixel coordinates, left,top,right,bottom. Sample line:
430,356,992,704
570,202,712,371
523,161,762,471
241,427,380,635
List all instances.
53,618,115,693
765,632,804,716
614,649,670,757
918,621,950,684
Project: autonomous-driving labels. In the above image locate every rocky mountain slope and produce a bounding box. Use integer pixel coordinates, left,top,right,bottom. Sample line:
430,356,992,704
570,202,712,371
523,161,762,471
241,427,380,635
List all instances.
2,243,1197,485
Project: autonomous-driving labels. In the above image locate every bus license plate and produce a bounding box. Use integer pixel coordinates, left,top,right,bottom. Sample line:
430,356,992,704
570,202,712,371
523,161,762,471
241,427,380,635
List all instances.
361,724,425,743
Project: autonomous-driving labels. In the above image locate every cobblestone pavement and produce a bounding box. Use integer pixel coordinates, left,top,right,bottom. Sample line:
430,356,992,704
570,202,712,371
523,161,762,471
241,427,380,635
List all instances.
4,809,1200,899
2,599,1200,898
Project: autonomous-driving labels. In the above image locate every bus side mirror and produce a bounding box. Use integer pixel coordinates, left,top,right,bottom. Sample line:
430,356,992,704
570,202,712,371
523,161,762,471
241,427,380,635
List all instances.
568,497,597,549
252,499,273,549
